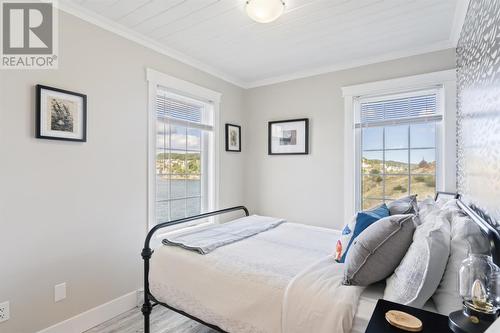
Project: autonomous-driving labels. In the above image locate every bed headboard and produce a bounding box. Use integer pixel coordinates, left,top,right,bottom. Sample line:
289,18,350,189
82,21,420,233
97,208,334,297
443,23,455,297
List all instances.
457,198,500,266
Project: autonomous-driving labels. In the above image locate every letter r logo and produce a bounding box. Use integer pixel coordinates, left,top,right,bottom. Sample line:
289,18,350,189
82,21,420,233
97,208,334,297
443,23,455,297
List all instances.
2,2,53,54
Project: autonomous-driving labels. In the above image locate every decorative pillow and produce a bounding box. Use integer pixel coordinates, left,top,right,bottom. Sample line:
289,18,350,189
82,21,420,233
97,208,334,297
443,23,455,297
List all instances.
387,195,418,215
439,199,462,222
417,197,436,214
384,208,451,308
432,212,491,314
343,214,417,286
335,204,389,263
436,195,455,208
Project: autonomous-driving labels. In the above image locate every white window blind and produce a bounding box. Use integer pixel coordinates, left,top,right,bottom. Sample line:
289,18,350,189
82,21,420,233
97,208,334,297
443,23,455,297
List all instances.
356,92,442,128
156,87,213,131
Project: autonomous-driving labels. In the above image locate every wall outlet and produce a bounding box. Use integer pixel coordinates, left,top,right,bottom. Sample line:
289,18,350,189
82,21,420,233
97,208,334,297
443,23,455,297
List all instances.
0,301,9,323
54,283,66,302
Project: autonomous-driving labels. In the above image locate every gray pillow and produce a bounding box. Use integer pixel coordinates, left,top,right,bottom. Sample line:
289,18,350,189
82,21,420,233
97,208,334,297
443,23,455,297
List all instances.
384,208,451,308
387,195,418,215
343,214,417,286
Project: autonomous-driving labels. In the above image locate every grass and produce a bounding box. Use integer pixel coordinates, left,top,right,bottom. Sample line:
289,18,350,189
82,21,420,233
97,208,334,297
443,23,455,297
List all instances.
362,157,436,209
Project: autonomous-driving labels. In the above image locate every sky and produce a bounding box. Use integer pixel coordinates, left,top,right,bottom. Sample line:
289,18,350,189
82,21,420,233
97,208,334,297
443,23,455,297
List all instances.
362,123,436,164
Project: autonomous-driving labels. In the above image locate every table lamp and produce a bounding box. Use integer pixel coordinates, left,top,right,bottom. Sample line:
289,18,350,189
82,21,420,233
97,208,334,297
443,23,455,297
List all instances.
449,254,500,333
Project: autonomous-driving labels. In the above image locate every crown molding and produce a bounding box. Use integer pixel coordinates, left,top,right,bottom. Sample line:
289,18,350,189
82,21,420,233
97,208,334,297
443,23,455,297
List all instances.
56,0,247,88
449,0,470,46
245,40,455,89
56,0,463,90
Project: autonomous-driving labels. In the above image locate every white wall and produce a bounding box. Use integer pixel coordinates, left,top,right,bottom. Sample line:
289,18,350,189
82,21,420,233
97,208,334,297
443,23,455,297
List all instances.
243,49,456,229
0,9,458,333
0,11,245,333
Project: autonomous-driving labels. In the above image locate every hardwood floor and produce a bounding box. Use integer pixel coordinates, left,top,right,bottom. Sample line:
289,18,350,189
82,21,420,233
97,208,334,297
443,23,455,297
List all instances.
85,306,217,333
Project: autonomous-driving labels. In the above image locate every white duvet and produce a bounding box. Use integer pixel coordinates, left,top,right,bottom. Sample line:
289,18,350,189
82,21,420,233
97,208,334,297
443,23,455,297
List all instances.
150,222,364,333
283,257,364,333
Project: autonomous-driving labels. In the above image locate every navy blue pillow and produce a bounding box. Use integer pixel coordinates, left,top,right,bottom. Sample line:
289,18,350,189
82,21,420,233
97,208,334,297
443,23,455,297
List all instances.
335,204,390,263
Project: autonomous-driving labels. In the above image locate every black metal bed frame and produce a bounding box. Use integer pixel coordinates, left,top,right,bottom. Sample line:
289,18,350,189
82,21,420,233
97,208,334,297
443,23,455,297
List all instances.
141,206,248,333
141,196,500,333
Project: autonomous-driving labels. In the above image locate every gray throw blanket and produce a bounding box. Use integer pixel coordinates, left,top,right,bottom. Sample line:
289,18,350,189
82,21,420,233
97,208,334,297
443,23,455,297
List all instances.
162,215,285,254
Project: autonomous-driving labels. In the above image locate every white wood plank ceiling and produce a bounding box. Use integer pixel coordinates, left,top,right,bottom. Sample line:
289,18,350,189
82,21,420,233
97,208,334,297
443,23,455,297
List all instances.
61,0,467,87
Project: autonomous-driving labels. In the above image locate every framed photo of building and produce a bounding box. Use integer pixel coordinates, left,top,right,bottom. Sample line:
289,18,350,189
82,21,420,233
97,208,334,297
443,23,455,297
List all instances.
268,118,309,155
225,123,241,152
36,84,87,142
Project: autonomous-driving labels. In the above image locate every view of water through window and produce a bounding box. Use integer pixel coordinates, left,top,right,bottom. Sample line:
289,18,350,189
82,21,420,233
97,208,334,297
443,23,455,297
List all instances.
156,123,204,223
156,178,201,222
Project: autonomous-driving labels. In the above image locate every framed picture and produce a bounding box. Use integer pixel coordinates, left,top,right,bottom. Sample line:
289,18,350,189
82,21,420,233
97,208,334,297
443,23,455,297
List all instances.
268,118,309,155
36,84,87,142
225,123,241,152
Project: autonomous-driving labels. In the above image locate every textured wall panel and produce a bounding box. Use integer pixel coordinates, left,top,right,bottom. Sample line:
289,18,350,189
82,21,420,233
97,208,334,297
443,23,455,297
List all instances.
457,0,500,224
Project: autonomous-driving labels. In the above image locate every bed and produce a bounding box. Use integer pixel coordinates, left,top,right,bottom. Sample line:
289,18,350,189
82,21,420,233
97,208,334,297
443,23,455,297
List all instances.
141,196,500,333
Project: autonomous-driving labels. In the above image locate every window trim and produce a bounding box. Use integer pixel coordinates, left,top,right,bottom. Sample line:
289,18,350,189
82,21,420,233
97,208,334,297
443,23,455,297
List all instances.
146,68,221,234
342,70,456,222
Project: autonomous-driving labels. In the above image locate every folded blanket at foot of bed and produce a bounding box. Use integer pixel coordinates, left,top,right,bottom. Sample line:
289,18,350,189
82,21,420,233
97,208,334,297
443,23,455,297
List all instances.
162,215,285,254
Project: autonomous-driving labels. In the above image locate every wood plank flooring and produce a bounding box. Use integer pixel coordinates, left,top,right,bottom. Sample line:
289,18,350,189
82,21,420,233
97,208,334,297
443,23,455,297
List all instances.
85,306,217,333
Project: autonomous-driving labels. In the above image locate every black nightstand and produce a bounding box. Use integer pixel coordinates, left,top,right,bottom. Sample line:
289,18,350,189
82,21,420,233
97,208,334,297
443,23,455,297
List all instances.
365,299,453,333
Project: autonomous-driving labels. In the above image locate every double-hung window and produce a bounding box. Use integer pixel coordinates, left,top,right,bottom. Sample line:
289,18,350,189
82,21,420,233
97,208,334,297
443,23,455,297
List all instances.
147,69,220,228
355,90,443,209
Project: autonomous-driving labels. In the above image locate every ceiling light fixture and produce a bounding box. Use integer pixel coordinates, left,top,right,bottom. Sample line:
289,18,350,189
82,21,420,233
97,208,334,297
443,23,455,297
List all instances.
246,0,285,23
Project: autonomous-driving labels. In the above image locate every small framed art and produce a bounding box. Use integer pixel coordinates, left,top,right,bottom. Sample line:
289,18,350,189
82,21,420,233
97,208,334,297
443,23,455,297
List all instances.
36,84,87,142
268,118,309,155
225,123,241,152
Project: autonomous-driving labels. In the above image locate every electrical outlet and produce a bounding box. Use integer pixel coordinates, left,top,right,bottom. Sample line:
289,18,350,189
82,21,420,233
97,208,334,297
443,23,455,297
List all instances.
54,283,66,302
0,301,10,323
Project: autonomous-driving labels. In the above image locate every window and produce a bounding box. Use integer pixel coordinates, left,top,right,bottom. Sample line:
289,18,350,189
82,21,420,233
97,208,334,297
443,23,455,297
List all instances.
356,90,443,209
147,69,220,228
343,70,456,221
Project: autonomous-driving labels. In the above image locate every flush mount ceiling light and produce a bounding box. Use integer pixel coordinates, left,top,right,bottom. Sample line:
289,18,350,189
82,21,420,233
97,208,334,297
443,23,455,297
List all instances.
246,0,285,23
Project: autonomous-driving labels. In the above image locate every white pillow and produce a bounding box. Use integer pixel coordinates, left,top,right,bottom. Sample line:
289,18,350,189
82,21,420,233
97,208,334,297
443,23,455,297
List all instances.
417,197,438,221
432,209,491,314
439,199,462,222
384,206,450,307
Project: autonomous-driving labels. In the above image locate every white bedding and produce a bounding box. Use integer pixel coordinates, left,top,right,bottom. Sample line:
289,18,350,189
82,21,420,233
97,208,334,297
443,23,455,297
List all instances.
149,222,428,333
283,257,364,333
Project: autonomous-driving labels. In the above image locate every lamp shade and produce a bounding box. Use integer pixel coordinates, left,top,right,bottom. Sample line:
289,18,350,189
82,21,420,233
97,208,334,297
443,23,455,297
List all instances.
459,254,500,314
246,0,285,23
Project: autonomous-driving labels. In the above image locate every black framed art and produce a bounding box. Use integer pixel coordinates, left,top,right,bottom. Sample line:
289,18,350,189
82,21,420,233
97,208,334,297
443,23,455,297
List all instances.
225,123,241,152
36,84,87,142
268,118,309,155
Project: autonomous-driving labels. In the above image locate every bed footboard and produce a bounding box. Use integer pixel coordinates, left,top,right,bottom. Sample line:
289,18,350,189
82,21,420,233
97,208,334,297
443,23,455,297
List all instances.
141,206,249,333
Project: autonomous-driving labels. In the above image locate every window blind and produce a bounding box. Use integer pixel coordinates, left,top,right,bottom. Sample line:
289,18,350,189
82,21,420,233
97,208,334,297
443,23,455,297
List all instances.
356,94,441,128
156,88,213,131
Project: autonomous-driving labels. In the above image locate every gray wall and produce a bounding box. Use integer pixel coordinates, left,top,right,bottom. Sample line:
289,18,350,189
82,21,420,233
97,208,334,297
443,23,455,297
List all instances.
0,11,245,333
243,49,456,229
457,0,500,224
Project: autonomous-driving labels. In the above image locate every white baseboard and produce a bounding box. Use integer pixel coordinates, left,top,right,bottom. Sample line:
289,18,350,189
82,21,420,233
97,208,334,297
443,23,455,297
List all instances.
136,288,145,308
36,291,138,333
